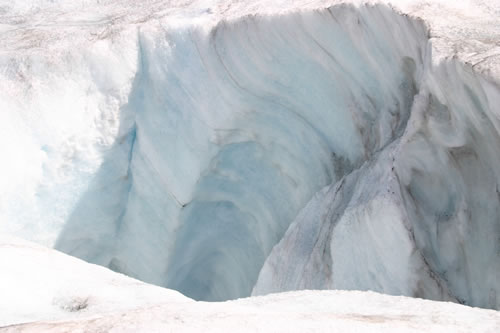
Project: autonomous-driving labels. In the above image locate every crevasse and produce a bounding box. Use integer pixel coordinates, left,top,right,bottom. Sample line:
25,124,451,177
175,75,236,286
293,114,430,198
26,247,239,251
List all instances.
52,5,426,302
1,4,499,308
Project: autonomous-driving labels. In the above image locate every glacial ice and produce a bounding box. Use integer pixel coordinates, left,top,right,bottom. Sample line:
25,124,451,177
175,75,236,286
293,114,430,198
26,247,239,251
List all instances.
1,0,499,308
253,60,500,309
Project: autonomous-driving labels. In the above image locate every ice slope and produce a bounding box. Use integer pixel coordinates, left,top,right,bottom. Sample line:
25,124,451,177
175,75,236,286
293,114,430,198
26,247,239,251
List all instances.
1,236,500,332
1,0,499,307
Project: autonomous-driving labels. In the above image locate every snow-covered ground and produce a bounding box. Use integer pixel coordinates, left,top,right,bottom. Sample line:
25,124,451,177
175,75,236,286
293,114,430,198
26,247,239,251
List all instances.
1,236,499,332
1,0,500,329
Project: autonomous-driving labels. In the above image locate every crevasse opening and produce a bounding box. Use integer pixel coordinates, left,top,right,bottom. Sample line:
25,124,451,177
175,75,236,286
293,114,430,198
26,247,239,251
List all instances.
51,4,427,301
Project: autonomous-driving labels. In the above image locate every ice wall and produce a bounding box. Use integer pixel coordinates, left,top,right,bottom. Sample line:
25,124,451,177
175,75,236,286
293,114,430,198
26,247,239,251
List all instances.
36,4,427,302
253,61,500,309
1,2,499,307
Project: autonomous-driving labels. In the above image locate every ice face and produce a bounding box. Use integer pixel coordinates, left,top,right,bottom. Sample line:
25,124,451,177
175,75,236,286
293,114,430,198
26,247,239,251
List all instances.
253,63,500,309
1,2,499,307
44,5,427,302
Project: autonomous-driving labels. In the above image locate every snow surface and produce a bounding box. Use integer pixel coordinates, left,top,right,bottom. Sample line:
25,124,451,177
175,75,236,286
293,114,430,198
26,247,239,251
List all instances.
0,0,499,314
1,236,500,332
0,235,190,327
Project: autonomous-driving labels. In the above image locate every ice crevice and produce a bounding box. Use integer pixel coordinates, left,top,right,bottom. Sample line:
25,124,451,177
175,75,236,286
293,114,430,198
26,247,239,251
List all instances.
161,5,423,302
2,4,499,308
52,4,425,301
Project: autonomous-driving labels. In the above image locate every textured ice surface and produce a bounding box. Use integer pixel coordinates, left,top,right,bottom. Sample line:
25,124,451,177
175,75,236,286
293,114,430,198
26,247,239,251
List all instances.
254,59,500,310
1,0,499,307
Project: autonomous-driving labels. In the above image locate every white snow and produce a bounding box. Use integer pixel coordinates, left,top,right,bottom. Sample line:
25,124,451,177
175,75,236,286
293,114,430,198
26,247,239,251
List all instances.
0,235,190,327
1,236,499,332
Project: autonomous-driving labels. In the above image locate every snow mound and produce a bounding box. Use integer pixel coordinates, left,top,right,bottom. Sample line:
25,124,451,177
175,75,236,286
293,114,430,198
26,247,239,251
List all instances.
1,237,499,332
0,235,190,327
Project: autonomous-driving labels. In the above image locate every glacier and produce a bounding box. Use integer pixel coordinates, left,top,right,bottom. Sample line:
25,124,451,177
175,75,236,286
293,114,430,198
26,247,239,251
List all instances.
1,0,499,310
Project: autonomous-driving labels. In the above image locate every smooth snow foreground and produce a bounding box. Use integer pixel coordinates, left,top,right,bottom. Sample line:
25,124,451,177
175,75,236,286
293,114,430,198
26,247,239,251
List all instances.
0,236,499,332
1,0,500,327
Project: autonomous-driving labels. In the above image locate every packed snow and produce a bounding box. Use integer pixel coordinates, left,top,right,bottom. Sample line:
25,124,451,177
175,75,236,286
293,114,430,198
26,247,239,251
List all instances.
1,236,499,332
0,0,499,328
